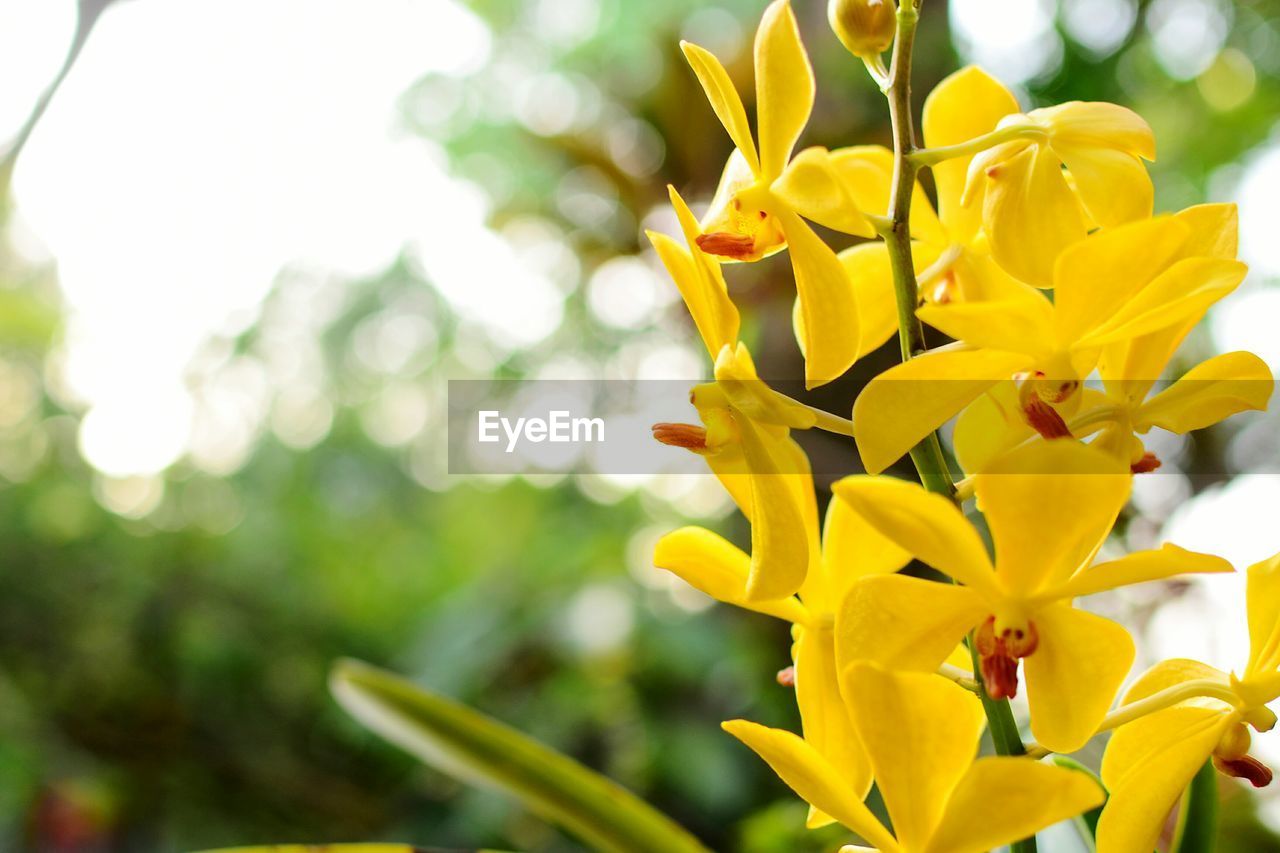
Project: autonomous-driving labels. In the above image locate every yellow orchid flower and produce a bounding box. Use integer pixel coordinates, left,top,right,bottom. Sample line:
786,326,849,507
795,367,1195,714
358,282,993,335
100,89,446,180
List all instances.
682,0,876,387
648,185,827,600
960,98,1156,287
654,491,911,827
916,67,1019,297
853,210,1249,474
724,664,1104,852
955,352,1272,475
832,441,1234,754
1096,551,1280,853
950,203,1271,474
800,68,1026,357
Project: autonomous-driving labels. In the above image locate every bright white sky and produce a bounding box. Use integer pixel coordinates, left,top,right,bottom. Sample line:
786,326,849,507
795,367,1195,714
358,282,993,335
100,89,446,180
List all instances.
2,0,569,477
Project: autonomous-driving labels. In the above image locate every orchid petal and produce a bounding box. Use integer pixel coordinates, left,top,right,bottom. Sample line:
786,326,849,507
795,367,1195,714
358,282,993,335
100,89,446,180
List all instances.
1097,706,1230,853
654,527,809,623
921,66,1019,244
1137,351,1273,434
837,574,989,678
754,0,813,181
1024,603,1135,753
843,664,985,851
679,41,760,175
779,211,861,388
1054,543,1234,600
832,476,999,595
853,348,1031,474
925,757,1104,853
983,143,1087,288
976,441,1130,596
720,720,899,850
1053,216,1191,344
1246,551,1280,680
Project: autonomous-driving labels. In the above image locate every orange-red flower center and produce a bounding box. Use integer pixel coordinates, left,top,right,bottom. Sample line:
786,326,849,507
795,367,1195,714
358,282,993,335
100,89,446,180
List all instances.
974,615,1040,700
651,422,708,450
1213,755,1274,788
1130,452,1162,474
1015,371,1075,440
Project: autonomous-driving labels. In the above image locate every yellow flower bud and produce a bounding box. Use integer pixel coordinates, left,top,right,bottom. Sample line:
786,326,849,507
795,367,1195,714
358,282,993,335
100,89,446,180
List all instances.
828,0,896,58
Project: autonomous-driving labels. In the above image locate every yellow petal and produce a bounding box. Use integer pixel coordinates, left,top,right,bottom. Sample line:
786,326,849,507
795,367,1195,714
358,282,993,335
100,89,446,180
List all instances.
1023,603,1136,753
771,147,874,237
1034,100,1156,160
714,343,818,429
837,241,940,360
754,0,813,181
853,348,1032,474
779,211,861,388
653,526,809,622
703,436,755,519
917,292,1055,359
1098,324,1195,406
952,382,1035,475
837,573,989,675
925,757,1105,853
947,250,1043,304
648,231,734,359
1054,144,1152,228
832,476,1000,596
843,663,985,850
1097,707,1230,853
1052,216,1191,343
1246,551,1280,679
720,719,899,850
649,186,741,356
1077,257,1248,349
1127,658,1233,707
975,441,1130,596
1136,351,1273,434
679,41,760,175
983,143,1087,288
794,625,873,809
828,145,946,245
921,66,1020,245
816,484,911,610
1174,202,1238,259
738,416,812,600
1054,543,1234,600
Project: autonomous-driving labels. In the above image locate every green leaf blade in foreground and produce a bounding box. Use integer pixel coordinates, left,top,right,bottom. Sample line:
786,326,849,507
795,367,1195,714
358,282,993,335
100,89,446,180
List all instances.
1174,760,1219,853
329,658,712,853
200,846,502,853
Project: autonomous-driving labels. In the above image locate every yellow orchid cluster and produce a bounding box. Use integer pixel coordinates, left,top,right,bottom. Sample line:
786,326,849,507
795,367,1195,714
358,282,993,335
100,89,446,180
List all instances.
646,1,1277,851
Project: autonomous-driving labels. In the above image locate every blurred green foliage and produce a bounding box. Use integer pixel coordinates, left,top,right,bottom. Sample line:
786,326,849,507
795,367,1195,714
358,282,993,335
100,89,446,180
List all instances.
0,1,1277,851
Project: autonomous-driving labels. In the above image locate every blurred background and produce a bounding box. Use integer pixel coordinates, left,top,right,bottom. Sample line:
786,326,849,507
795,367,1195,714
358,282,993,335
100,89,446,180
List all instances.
0,0,1278,850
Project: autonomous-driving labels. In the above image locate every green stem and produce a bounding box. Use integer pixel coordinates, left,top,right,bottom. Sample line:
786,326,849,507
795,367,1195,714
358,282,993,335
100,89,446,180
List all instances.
1174,761,1218,853
967,633,1026,757
879,0,955,500
908,122,1045,167
880,5,1035,852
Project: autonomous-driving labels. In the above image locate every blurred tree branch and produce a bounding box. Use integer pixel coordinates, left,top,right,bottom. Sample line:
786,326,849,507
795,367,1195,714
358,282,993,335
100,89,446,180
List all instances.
0,0,125,198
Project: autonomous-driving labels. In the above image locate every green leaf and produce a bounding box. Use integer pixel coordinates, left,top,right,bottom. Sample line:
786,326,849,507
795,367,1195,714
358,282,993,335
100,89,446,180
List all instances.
1174,760,1218,853
329,658,712,853
1051,756,1106,850
198,847,503,853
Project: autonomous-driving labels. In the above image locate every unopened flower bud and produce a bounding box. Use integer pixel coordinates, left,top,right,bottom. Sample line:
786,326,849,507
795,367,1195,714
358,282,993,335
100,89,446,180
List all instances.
828,0,896,58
